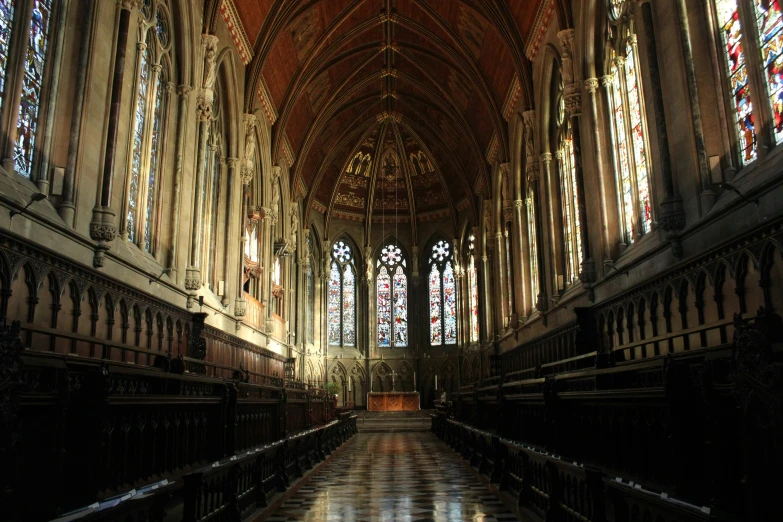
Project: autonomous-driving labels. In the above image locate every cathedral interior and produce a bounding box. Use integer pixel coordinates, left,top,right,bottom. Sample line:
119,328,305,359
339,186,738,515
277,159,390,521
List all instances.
1,0,782,520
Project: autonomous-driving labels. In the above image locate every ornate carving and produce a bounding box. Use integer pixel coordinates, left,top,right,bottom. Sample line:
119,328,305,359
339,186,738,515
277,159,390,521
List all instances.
585,78,600,95
201,34,219,93
234,298,247,317
0,321,23,447
188,313,208,374
564,84,582,116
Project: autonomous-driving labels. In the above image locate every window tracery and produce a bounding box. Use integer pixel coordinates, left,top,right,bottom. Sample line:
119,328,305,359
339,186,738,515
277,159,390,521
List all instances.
126,0,171,252
328,240,356,347
556,84,583,286
607,6,652,244
467,234,479,343
429,239,457,346
377,244,408,348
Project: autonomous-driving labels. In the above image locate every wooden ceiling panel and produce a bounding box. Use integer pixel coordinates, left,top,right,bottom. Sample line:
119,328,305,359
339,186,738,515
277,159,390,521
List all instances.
508,0,546,42
231,0,274,48
481,28,516,107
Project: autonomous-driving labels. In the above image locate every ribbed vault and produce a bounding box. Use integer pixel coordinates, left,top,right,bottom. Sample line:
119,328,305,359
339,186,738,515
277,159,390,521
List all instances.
225,0,543,230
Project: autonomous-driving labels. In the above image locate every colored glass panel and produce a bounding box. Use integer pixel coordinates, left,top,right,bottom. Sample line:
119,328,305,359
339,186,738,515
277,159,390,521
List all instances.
625,43,651,235
144,73,164,252
443,262,457,345
377,266,391,347
342,265,356,346
333,241,352,262
469,254,479,342
559,125,582,284
717,0,757,163
327,261,341,345
15,0,52,178
0,0,15,113
127,47,150,242
612,63,635,243
206,143,220,281
429,264,442,345
526,195,539,309
393,266,408,347
755,0,783,142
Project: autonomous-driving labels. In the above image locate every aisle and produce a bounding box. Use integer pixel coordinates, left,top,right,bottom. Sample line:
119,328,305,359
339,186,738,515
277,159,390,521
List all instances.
263,432,522,521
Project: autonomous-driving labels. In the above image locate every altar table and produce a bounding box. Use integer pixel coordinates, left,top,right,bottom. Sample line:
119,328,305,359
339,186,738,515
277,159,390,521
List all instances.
367,392,420,411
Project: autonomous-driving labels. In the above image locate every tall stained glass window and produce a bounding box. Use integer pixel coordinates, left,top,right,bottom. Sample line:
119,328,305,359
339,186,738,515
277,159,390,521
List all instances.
126,0,171,252
755,0,783,143
607,21,652,244
376,244,408,347
556,85,583,286
716,0,757,163
306,234,315,345
14,0,52,178
526,195,539,310
0,0,17,114
429,239,457,346
328,240,356,346
467,234,479,343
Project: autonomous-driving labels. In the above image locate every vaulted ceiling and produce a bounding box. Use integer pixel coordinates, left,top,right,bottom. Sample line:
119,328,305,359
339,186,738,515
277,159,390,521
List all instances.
226,0,542,228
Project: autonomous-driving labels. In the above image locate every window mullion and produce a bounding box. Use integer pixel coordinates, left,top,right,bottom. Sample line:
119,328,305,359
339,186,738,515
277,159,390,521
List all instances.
741,0,777,152
629,34,656,231
618,55,643,242
0,0,33,174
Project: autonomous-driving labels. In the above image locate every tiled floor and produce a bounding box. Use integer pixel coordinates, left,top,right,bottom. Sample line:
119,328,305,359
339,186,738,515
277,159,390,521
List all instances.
264,432,521,521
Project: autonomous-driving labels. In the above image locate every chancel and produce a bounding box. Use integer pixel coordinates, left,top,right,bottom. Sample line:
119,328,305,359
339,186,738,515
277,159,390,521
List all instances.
0,0,782,521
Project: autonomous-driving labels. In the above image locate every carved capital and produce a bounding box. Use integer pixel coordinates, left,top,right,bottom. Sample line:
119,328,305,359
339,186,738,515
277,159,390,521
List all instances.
557,29,575,55
526,159,540,182
585,78,600,94
184,267,202,291
540,152,553,164
241,167,253,185
514,199,525,210
89,222,117,242
136,42,147,52
196,92,214,122
600,75,614,88
177,84,193,97
234,298,247,317
272,165,282,180
225,157,239,169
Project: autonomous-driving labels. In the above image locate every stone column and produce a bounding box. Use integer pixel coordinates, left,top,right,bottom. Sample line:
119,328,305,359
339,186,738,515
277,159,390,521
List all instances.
223,158,239,307
88,0,138,268
481,253,492,341
585,77,614,265
530,169,548,312
559,29,596,296
495,163,509,333
60,0,97,226
36,0,70,193
674,0,714,213
640,0,685,257
167,85,192,277
185,34,219,306
541,152,560,298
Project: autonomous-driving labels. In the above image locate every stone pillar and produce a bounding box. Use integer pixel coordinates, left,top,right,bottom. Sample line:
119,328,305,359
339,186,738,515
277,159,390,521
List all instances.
88,0,138,268
674,0,714,213
585,77,614,265
36,0,70,193
559,29,596,296
223,158,239,307
60,0,97,226
640,0,685,257
235,115,256,317
167,85,192,277
541,152,560,298
185,34,219,305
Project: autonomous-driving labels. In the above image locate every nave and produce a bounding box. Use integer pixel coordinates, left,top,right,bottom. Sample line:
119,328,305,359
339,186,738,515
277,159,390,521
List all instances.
265,432,520,522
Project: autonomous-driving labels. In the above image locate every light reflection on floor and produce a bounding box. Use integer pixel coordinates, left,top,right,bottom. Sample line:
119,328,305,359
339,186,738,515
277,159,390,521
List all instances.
264,432,521,521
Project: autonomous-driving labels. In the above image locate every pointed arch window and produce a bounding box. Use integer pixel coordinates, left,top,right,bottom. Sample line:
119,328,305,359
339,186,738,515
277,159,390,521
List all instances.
607,12,652,244
328,241,356,347
556,84,583,285
467,234,479,343
126,0,172,253
429,240,457,346
203,112,223,292
377,244,408,348
0,0,56,179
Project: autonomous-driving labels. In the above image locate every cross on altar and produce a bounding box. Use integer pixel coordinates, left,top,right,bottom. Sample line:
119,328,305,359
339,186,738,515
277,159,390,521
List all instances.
391,370,397,391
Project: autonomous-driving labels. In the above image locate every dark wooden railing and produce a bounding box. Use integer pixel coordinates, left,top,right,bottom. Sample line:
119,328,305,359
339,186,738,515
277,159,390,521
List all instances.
437,309,783,522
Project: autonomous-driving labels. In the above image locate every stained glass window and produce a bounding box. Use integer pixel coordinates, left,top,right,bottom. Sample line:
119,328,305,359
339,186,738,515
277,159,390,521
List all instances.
126,1,171,252
376,243,407,347
755,0,783,143
468,234,479,343
14,0,52,178
127,46,150,242
716,0,757,164
608,31,652,245
429,239,457,346
0,0,16,114
526,195,539,310
306,235,314,345
557,88,583,286
328,241,356,346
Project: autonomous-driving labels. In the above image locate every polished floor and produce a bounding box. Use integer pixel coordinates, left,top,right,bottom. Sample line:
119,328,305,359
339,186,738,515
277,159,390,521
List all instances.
264,432,521,521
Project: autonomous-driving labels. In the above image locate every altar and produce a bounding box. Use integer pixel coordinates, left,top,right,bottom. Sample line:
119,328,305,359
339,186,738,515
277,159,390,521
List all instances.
367,392,420,412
